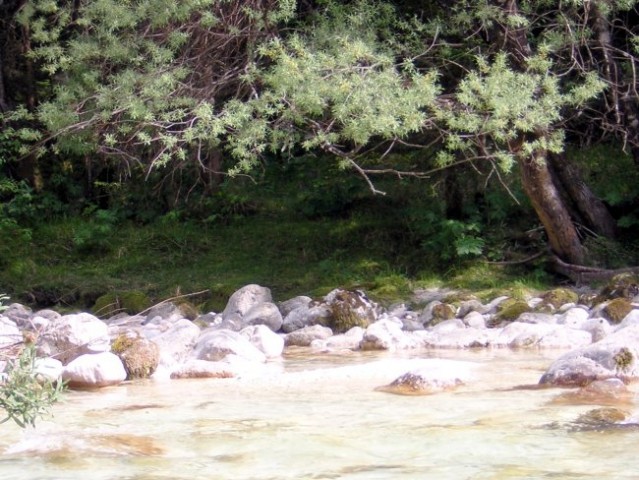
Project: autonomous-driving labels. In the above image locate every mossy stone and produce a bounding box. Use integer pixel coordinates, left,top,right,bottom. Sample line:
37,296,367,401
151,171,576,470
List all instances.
328,290,374,334
111,332,159,379
496,299,531,322
595,273,639,304
176,301,199,320
92,291,151,317
575,407,630,430
542,288,579,309
431,303,456,321
613,347,634,371
603,298,633,324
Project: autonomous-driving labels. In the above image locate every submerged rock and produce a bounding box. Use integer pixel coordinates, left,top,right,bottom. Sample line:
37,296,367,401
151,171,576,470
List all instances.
376,359,475,395
550,378,633,406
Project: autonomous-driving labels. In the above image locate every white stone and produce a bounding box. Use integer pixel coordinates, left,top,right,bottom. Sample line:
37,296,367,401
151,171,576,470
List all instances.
37,312,110,364
62,352,127,388
222,284,272,319
194,329,266,363
240,324,284,358
34,357,63,382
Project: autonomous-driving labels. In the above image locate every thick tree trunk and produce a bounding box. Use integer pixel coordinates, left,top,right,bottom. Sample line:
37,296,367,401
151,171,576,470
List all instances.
519,152,586,265
548,152,617,238
491,0,588,265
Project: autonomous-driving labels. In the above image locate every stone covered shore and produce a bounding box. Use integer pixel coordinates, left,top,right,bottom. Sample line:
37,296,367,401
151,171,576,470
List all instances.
1,276,639,396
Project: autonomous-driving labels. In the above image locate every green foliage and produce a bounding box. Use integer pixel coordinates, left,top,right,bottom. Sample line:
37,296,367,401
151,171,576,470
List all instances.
92,290,151,317
0,293,9,312
71,207,119,253
405,202,486,264
0,346,65,428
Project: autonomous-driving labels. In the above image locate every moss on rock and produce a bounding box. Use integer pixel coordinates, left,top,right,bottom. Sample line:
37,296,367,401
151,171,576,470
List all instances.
111,332,159,379
542,288,579,309
494,299,531,323
613,347,634,372
603,298,633,324
488,298,531,327
327,290,375,334
595,273,639,304
431,303,456,321
92,291,151,317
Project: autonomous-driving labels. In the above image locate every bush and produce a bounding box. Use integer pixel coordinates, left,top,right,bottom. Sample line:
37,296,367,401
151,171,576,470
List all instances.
0,346,65,428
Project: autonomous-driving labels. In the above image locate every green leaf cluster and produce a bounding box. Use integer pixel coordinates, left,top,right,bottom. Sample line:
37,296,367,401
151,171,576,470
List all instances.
1,346,65,428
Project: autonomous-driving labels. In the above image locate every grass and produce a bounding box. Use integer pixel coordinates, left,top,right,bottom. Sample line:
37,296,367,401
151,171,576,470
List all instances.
0,209,560,314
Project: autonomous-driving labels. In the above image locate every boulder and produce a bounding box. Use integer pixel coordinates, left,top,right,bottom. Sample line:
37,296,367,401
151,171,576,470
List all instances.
462,311,486,329
34,357,64,383
37,313,111,365
310,327,365,351
242,302,283,332
541,288,579,310
278,296,312,317
619,309,639,328
602,298,634,324
111,331,160,379
517,312,557,325
239,324,284,359
324,289,379,333
2,303,32,327
222,284,272,320
493,322,557,348
285,324,333,347
146,318,201,369
143,302,188,325
0,316,22,349
360,319,419,351
557,307,590,328
416,327,495,349
539,324,639,386
282,303,332,333
193,329,266,363
62,352,127,388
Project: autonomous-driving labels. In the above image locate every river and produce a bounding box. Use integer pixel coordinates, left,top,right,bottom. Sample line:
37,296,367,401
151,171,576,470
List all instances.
1,348,638,479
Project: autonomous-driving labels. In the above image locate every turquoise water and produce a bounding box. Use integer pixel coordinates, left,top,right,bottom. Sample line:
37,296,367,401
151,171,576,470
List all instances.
1,349,638,479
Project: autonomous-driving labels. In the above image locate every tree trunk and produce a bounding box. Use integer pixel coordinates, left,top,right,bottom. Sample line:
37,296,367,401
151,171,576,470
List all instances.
548,152,617,238
491,0,588,265
519,152,586,265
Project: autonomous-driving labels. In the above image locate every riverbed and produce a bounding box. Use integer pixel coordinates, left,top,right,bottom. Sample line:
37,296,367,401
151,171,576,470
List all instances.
2,348,638,479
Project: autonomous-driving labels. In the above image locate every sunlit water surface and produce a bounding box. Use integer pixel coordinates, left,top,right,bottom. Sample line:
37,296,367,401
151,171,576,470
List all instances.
2,348,639,479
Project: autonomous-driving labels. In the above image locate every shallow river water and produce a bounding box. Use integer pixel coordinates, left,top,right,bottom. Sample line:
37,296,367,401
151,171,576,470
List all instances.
2,348,639,480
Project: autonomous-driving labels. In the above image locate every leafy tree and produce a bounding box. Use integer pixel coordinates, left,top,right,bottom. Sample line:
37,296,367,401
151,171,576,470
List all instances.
3,0,639,270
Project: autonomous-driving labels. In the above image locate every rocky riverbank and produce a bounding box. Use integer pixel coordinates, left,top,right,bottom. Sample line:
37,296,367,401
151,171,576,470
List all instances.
1,275,639,396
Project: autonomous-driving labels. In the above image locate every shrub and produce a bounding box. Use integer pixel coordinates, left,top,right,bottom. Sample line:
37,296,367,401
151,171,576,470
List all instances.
0,346,65,428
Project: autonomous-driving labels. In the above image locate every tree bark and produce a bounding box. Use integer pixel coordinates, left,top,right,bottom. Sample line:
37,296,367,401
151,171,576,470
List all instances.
519,153,586,265
492,0,588,265
548,152,617,238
